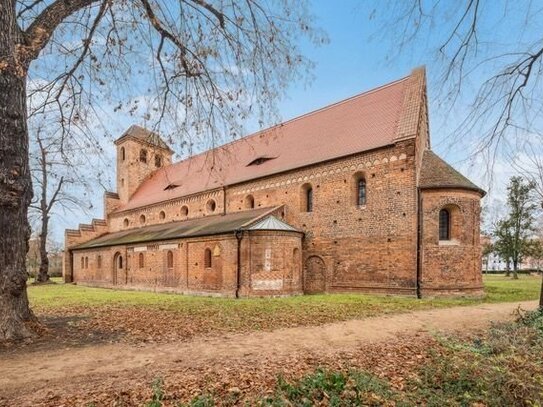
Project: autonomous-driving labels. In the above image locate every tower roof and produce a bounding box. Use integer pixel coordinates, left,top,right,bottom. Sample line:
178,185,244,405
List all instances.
114,125,173,153
419,150,485,195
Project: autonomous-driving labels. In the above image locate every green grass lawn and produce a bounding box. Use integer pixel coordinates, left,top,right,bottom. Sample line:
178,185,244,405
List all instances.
30,274,541,310
26,275,541,338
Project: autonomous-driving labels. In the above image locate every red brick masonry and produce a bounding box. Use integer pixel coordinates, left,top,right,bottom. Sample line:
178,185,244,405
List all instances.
64,67,485,297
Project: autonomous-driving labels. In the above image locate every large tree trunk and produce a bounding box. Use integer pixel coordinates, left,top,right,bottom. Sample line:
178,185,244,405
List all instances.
0,1,37,340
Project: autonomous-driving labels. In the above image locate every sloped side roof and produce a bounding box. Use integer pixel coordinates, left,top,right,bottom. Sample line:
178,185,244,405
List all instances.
115,125,173,152
419,150,485,195
118,69,427,212
73,207,299,250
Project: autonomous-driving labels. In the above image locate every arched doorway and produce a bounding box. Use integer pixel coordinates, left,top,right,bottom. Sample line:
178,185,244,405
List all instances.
304,256,326,294
113,252,123,285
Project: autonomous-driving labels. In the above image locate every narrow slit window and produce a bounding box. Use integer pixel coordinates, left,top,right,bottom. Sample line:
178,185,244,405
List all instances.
139,149,148,163
306,187,313,212
167,250,174,269
439,209,450,241
357,178,366,206
139,253,145,268
204,248,212,268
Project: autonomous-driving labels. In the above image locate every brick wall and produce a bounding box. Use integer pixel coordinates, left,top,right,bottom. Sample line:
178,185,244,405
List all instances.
227,141,419,294
420,189,483,295
115,138,172,205
108,188,225,232
72,230,303,297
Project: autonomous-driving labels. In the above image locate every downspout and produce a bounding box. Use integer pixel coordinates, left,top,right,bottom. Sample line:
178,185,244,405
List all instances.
68,249,74,283
416,187,422,299
235,230,243,298
223,186,227,215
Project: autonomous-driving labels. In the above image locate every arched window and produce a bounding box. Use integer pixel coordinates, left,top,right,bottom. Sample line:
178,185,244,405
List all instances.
439,209,450,241
180,205,189,217
120,147,125,161
159,211,166,220
204,248,212,268
206,199,216,213
97,255,102,269
81,257,84,269
139,214,146,225
167,250,174,269
123,218,129,228
155,154,162,168
84,256,88,269
301,183,313,212
357,178,366,206
139,253,145,268
118,255,123,269
139,149,148,163
245,195,255,209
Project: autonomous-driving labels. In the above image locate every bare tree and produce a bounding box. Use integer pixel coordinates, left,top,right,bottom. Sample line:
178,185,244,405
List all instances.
0,0,323,341
376,0,543,167
29,125,93,283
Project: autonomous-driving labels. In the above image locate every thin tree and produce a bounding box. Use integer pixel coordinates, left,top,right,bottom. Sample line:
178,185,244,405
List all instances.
494,177,538,279
29,126,92,283
376,1,543,163
0,1,322,341
493,219,514,276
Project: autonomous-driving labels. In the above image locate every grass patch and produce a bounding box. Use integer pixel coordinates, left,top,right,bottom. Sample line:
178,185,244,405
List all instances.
25,274,541,343
481,273,541,302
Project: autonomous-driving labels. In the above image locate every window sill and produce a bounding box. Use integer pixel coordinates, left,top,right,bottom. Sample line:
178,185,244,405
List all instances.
357,205,367,209
438,239,460,246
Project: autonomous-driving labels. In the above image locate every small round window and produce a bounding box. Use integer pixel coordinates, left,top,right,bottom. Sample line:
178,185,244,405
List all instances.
180,205,189,217
159,211,166,220
123,218,129,228
206,199,216,213
139,214,146,224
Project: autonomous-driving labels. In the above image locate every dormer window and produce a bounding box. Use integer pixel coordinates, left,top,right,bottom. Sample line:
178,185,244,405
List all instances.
164,183,180,191
247,156,276,166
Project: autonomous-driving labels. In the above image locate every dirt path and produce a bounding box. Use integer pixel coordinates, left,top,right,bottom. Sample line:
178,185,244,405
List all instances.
0,300,537,402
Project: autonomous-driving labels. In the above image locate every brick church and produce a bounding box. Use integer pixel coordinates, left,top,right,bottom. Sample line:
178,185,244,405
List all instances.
64,68,485,297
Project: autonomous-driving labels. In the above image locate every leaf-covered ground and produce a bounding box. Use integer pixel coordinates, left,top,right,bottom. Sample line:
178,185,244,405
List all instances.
1,294,540,406
13,274,540,348
12,309,542,407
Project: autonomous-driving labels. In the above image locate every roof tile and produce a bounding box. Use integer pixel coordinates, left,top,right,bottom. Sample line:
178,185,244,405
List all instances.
419,150,485,195
120,70,421,212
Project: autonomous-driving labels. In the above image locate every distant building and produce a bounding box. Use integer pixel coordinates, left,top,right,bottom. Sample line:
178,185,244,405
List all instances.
64,68,485,297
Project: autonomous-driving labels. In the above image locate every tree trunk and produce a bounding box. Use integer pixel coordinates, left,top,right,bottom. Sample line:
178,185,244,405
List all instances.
505,259,511,277
512,259,519,280
36,228,50,283
539,272,543,312
0,0,37,340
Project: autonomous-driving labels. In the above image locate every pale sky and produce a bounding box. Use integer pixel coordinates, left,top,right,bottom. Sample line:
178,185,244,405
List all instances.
41,0,540,242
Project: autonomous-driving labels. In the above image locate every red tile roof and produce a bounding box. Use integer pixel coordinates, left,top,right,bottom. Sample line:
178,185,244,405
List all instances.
75,207,288,249
419,150,485,195
119,69,425,212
